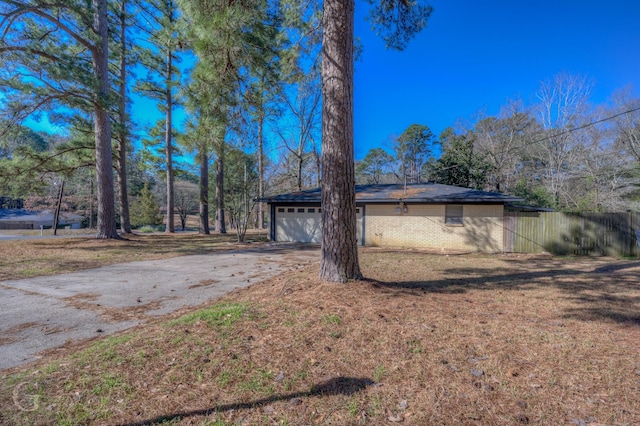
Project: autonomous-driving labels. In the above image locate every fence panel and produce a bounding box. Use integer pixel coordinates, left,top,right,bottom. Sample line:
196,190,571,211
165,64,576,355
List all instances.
503,212,516,253
504,211,640,257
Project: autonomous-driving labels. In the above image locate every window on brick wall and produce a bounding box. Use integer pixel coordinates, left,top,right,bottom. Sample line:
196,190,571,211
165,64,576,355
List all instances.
445,205,463,225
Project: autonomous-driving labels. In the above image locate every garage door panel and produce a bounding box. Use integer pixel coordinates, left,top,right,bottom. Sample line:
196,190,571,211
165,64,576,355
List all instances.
276,217,322,243
275,206,362,245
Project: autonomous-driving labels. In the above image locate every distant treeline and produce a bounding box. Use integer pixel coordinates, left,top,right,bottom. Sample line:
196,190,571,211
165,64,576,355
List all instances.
0,196,23,209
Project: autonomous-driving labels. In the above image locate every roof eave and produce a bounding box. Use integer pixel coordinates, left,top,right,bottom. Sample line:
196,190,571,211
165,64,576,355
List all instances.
263,197,524,204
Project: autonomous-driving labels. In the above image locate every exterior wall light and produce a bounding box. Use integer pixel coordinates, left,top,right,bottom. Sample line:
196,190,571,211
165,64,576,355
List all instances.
395,202,408,215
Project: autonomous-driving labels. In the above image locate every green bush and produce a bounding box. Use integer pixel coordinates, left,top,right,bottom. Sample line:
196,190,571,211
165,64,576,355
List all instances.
130,183,162,228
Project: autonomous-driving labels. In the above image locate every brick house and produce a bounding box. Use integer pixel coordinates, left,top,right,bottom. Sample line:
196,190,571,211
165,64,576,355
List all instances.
261,183,523,252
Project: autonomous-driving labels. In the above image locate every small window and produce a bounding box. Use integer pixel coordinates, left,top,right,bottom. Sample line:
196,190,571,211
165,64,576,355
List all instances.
308,208,315,213
287,208,295,213
318,208,322,213
445,205,463,225
277,208,284,213
298,208,305,213
356,208,360,214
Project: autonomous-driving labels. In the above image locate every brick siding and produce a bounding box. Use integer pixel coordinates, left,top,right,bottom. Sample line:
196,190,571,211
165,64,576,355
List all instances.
364,204,504,252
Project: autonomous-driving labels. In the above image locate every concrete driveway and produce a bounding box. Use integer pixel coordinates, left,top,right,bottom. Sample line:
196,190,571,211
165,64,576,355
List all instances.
0,244,319,370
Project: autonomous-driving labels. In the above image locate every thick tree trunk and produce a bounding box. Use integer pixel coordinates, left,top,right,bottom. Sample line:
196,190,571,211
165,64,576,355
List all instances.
117,0,131,234
165,51,175,233
199,150,210,234
93,0,119,239
215,143,226,234
319,0,361,282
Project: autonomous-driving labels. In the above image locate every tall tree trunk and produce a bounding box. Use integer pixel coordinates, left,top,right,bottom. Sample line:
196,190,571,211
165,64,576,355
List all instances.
117,0,131,234
319,0,361,282
258,111,265,229
52,179,65,236
215,143,226,234
165,50,175,233
199,149,210,234
164,2,176,233
89,173,94,229
297,147,303,191
93,0,119,239
314,143,321,186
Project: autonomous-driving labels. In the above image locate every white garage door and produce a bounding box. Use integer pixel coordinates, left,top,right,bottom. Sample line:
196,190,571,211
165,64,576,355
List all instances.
275,206,363,244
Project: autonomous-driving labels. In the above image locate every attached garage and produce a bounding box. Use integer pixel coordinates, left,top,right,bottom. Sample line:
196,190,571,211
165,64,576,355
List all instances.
275,206,322,243
262,183,522,252
272,204,363,244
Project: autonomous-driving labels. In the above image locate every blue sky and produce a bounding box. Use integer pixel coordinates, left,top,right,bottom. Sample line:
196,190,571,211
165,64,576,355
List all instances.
353,0,640,159
26,0,640,163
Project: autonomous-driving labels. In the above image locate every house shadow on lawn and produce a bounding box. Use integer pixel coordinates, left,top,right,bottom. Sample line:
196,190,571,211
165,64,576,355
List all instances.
117,376,374,426
366,259,640,326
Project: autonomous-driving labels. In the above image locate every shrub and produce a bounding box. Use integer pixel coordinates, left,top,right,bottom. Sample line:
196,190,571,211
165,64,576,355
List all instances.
130,183,162,228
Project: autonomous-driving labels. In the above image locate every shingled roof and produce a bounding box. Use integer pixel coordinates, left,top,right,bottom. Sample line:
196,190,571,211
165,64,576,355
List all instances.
262,183,523,204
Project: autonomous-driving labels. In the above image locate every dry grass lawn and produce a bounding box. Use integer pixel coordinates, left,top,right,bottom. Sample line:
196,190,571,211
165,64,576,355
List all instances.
1,242,639,425
0,231,268,281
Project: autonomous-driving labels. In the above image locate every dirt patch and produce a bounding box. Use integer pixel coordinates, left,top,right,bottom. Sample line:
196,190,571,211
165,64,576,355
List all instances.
0,337,16,345
41,325,75,335
64,293,99,302
3,322,39,334
1,322,41,345
63,294,167,323
188,279,220,289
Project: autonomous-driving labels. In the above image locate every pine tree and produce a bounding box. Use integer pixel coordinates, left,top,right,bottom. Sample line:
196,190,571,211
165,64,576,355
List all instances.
113,0,134,234
130,182,162,227
0,0,119,238
134,0,185,233
180,0,280,234
319,0,433,281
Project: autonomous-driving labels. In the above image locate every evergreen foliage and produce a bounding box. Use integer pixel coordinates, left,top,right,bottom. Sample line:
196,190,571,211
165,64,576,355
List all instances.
427,127,493,190
394,123,435,183
130,182,162,227
0,0,118,238
2,0,639,248
365,0,434,50
355,148,395,184
133,0,188,233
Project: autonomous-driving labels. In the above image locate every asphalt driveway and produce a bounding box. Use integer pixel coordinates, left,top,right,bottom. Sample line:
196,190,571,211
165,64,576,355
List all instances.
0,244,319,370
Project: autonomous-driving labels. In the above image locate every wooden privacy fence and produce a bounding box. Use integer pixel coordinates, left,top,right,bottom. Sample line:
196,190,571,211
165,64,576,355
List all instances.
503,212,640,257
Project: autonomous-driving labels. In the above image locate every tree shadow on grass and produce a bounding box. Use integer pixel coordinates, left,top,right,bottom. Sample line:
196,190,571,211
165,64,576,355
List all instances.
366,259,640,326
117,376,374,426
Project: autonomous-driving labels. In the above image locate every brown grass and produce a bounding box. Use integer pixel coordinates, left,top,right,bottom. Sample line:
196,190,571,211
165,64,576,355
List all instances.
1,249,639,425
0,231,268,281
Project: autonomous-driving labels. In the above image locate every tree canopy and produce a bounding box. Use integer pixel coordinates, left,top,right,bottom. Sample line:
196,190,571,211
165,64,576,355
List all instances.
1,0,639,251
